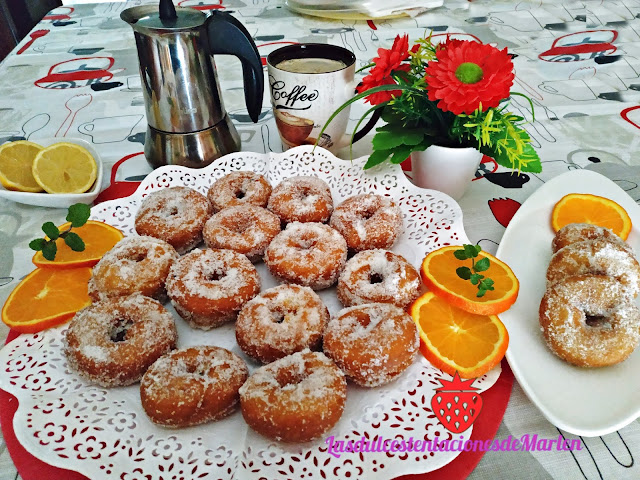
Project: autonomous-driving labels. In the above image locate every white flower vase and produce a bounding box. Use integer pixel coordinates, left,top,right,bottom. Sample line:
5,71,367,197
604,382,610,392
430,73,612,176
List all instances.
411,145,483,200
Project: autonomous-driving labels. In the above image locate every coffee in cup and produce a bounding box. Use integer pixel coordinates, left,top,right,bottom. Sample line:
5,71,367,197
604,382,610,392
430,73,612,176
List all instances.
267,44,375,152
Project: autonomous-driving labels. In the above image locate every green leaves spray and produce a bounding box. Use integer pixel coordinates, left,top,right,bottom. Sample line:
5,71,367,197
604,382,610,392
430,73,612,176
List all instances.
29,203,91,261
454,244,495,298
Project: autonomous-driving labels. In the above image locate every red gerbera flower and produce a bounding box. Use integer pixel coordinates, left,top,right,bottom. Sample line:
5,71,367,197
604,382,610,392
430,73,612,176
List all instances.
424,40,514,115
357,34,411,105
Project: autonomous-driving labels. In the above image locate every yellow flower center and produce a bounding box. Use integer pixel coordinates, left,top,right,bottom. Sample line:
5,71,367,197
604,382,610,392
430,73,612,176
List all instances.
455,62,483,84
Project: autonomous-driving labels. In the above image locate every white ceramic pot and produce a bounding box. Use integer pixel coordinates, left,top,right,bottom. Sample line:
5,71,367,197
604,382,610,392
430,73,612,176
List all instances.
411,144,483,200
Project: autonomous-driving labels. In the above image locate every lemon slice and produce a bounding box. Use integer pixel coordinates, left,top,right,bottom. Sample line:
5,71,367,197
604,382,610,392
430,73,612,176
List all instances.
32,142,97,194
0,140,45,192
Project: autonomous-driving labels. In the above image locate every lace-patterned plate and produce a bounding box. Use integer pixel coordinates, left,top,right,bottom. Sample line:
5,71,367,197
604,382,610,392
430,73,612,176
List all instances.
0,146,500,479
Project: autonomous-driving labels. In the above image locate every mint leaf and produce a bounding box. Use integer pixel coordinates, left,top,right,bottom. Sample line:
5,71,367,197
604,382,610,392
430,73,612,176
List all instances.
476,288,487,298
42,242,57,261
64,232,85,252
29,238,46,251
456,266,472,280
470,273,483,285
67,203,91,228
454,249,468,260
42,222,59,240
464,244,479,258
479,278,495,291
474,257,490,272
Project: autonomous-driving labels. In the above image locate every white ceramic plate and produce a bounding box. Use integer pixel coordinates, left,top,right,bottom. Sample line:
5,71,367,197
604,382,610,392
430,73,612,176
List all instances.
0,137,103,208
496,169,640,436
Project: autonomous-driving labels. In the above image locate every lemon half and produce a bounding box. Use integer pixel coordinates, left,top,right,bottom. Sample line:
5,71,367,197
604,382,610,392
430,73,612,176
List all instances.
32,142,97,194
0,140,45,192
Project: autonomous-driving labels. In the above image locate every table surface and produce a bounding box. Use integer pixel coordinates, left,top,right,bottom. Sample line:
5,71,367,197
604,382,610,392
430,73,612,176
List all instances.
2,0,640,479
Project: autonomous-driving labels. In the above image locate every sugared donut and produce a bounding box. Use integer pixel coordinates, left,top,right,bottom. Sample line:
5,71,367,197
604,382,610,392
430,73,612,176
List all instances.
539,275,640,367
239,350,346,442
135,186,212,254
236,285,329,363
203,205,280,262
337,249,421,309
552,223,628,253
265,222,347,290
140,346,248,427
323,303,419,387
88,236,178,302
547,239,640,295
207,171,272,212
64,294,177,387
267,176,333,224
166,249,261,329
330,194,403,251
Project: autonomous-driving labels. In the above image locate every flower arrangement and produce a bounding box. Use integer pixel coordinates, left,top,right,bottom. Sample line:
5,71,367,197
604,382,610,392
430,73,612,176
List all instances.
322,34,542,172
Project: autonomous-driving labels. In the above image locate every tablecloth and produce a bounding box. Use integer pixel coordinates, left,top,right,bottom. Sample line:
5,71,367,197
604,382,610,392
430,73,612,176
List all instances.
1,0,640,479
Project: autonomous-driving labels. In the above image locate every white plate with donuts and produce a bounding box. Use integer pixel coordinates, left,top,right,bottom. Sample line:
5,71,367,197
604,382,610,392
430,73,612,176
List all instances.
496,169,640,437
0,146,503,480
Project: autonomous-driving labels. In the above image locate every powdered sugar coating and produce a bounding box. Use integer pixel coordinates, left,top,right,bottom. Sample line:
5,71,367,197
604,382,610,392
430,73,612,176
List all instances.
323,303,419,387
88,235,178,302
330,194,403,251
166,249,260,329
539,275,640,367
207,171,272,212
267,176,333,224
236,285,329,363
552,223,629,253
337,249,421,308
63,294,177,387
140,346,248,427
239,350,346,442
135,186,212,254
203,204,281,262
547,239,640,296
265,222,347,290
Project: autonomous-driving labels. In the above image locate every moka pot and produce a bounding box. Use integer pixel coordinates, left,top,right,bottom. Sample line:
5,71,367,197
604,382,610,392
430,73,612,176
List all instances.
121,5,263,168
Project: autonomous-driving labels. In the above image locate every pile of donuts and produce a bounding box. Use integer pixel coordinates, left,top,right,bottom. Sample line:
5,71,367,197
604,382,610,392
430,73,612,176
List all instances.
539,223,640,367
63,171,423,442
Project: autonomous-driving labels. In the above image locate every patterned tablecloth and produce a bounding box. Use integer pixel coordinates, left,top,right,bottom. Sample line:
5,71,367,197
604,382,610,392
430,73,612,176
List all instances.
1,0,640,479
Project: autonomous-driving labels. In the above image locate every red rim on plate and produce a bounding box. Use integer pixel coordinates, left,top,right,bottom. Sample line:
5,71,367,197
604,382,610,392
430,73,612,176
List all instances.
1,328,513,480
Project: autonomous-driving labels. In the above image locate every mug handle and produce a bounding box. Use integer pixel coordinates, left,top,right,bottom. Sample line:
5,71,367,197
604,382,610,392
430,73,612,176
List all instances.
206,11,264,123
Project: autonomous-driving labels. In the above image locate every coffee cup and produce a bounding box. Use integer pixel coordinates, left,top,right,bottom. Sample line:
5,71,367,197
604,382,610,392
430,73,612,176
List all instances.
267,43,376,152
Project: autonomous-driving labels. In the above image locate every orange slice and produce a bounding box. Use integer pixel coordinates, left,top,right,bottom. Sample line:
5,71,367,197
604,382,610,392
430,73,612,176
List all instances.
551,193,632,240
33,220,123,269
2,267,92,333
410,292,509,378
420,245,519,315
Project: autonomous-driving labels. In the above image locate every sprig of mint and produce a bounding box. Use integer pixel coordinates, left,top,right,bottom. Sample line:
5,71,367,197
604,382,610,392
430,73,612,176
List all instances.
29,203,91,261
454,244,495,298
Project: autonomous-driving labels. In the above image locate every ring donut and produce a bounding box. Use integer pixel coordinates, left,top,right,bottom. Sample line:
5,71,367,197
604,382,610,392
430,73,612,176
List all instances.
539,275,640,367
207,171,272,212
267,176,333,224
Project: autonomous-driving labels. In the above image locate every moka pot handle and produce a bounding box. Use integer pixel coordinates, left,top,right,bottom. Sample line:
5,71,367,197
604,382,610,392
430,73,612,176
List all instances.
206,11,264,123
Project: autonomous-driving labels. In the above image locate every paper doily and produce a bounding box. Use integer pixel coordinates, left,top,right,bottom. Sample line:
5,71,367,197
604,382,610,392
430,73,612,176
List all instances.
0,146,500,479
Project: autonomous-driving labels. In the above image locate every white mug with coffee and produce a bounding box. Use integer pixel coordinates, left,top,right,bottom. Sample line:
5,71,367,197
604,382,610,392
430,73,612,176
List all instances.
267,43,376,152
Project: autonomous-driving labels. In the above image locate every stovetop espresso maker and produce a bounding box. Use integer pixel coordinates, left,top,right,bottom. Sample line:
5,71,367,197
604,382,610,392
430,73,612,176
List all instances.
121,0,263,169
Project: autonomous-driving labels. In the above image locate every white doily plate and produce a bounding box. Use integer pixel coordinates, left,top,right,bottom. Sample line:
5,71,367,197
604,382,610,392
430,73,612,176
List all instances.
0,146,501,480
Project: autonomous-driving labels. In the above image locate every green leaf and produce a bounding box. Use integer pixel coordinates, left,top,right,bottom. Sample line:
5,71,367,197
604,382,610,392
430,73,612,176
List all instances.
463,244,479,258
364,149,393,169
67,203,91,228
42,242,57,261
471,273,485,285
479,278,495,291
29,238,46,251
476,289,487,298
389,144,416,164
453,249,468,260
456,266,472,280
474,257,490,272
42,222,59,240
64,232,85,252
372,131,408,150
